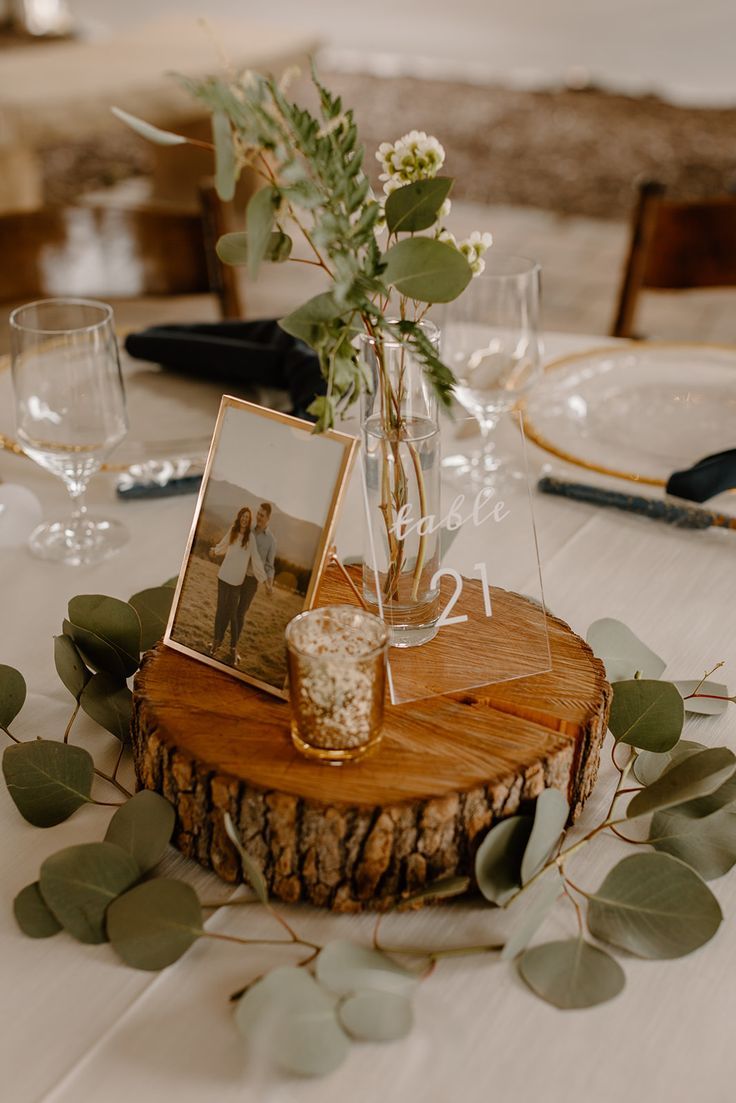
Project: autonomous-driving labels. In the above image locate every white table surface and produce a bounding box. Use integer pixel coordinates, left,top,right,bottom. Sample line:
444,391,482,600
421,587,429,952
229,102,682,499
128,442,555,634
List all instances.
1,332,735,1103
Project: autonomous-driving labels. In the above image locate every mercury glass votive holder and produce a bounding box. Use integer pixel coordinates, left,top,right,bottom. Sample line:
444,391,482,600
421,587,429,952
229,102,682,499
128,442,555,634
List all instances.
285,606,389,764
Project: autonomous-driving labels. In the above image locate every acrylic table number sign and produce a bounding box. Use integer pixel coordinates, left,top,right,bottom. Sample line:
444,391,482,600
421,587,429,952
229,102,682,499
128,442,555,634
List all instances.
361,410,551,704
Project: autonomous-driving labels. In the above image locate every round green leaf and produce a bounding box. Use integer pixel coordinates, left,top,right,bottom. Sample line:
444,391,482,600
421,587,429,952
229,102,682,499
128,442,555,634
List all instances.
586,618,666,682
246,184,279,278
40,841,140,943
316,940,419,998
338,990,413,1041
67,595,141,675
2,740,93,827
128,586,175,651
381,237,473,303
111,107,188,146
107,879,202,969
53,635,90,700
519,938,625,1010
501,867,564,962
608,679,684,752
279,291,344,345
385,177,453,234
627,747,736,820
14,882,62,938
649,805,736,880
63,619,127,679
520,788,569,885
0,663,26,728
235,966,349,1077
675,680,730,716
212,109,236,201
223,812,268,904
587,852,722,958
475,815,533,905
216,231,292,266
105,790,175,872
79,674,132,742
632,740,705,786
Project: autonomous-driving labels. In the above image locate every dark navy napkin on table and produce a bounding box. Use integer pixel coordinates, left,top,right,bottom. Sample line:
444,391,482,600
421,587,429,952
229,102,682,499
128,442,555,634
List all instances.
666,448,736,503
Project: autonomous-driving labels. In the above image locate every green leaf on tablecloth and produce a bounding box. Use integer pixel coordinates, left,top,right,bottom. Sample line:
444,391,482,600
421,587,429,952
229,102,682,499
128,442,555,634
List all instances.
40,841,140,943
401,875,471,906
246,184,280,278
608,679,684,752
2,740,93,827
316,941,419,998
216,230,292,266
627,747,736,820
80,674,133,743
587,852,722,958
338,990,413,1042
63,620,127,679
212,110,237,201
162,576,178,588
501,867,564,962
223,812,268,904
673,771,736,819
381,237,472,303
105,791,175,873
53,635,91,701
632,740,705,786
67,595,141,676
13,881,62,938
674,680,731,715
520,788,569,885
518,938,625,1009
107,879,202,969
384,177,453,234
0,664,26,728
586,618,666,682
235,966,350,1077
128,586,175,652
475,815,533,905
111,107,188,146
649,805,736,880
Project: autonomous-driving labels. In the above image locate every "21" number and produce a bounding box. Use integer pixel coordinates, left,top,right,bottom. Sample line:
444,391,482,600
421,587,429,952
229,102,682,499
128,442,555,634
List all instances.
429,563,493,629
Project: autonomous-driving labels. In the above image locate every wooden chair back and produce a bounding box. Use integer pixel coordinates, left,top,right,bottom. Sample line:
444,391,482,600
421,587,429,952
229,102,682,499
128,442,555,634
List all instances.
0,185,243,318
611,180,736,338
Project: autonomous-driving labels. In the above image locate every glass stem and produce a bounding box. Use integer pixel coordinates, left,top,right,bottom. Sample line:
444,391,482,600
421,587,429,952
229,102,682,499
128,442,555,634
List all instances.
66,480,89,524
477,411,500,470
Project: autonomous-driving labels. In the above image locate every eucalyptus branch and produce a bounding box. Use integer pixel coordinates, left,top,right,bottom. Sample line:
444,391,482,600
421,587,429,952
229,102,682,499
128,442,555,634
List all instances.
93,767,133,800
63,702,80,744
0,724,20,744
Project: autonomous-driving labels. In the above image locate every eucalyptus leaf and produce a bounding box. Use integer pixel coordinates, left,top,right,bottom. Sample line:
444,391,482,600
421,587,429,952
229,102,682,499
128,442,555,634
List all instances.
650,805,736,880
111,107,188,146
0,663,26,728
608,679,684,752
39,841,140,943
212,110,237,201
338,990,413,1041
80,674,133,742
235,966,349,1077
2,740,93,827
384,177,453,234
501,867,564,962
518,938,625,1010
105,790,175,872
520,788,569,885
587,852,722,958
246,185,279,278
13,882,62,938
381,237,472,303
223,812,268,904
53,634,90,701
316,940,419,998
63,619,127,679
627,747,736,820
216,231,292,266
632,740,705,786
128,586,175,651
674,771,736,819
586,618,666,682
67,595,141,675
475,815,533,905
674,680,730,716
278,291,345,344
401,875,470,906
162,576,178,588
107,879,202,969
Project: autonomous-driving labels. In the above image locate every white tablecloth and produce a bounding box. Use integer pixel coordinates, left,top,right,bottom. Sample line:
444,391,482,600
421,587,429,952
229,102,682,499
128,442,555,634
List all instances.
1,333,735,1103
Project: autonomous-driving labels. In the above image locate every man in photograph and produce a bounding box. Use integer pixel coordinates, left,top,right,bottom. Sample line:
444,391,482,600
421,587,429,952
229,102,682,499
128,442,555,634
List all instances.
234,502,276,660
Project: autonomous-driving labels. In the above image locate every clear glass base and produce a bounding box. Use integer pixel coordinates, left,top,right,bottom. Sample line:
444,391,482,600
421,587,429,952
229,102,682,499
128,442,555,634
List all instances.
29,515,129,566
389,622,439,648
291,725,383,764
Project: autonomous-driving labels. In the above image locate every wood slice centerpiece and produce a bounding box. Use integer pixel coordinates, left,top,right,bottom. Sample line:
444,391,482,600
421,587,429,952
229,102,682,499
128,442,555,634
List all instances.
131,565,611,911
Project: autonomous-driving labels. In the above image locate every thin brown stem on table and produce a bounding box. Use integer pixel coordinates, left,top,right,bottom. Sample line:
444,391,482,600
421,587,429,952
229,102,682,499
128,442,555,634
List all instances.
91,799,125,808
93,767,133,800
206,931,321,951
562,875,591,900
111,741,126,783
687,661,725,699
562,879,585,936
201,898,260,910
0,724,20,744
608,825,646,844
375,942,503,960
63,702,80,744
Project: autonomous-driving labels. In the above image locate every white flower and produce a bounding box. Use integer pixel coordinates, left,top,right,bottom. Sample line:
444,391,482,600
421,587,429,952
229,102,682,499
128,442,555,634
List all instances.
470,255,486,276
374,131,446,184
381,175,404,197
438,228,457,247
438,197,452,220
466,230,493,255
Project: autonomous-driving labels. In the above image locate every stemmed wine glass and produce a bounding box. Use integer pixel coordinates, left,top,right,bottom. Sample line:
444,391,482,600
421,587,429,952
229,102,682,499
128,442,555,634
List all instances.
10,298,129,565
438,254,542,485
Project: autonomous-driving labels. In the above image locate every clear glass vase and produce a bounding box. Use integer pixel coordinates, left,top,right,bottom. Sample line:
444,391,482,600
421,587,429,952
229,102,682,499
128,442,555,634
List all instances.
359,324,442,648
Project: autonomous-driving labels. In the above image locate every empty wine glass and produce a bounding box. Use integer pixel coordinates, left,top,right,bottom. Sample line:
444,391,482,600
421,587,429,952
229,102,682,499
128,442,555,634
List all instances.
10,298,129,565
438,254,542,485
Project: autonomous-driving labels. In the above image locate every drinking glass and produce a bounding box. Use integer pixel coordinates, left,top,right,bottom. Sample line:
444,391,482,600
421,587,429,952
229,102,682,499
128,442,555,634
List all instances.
438,255,542,485
10,298,129,565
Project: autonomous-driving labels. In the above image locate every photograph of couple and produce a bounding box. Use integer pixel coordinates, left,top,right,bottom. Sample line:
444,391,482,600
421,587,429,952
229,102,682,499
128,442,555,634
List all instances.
166,398,357,695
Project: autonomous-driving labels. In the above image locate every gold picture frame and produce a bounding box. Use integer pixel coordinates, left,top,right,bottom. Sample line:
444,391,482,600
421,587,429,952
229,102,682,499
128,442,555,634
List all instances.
164,395,358,698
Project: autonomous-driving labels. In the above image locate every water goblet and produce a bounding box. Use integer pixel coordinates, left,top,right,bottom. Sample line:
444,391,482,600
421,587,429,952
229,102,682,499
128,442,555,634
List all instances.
10,298,129,565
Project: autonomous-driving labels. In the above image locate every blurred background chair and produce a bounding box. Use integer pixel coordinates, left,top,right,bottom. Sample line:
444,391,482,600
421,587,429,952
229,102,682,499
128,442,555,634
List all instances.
611,180,736,339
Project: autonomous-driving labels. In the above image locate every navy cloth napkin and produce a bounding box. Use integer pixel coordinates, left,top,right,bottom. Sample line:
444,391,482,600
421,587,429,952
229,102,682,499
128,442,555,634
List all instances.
666,448,736,503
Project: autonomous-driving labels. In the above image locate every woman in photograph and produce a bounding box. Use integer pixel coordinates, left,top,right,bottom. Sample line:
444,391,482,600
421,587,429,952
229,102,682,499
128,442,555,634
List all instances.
208,507,266,664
